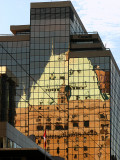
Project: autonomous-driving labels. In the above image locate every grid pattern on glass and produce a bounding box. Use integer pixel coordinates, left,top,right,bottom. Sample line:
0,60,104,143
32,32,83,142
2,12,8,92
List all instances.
0,40,29,136
111,60,120,160
0,2,118,160
29,6,70,159
68,57,110,160
70,9,85,35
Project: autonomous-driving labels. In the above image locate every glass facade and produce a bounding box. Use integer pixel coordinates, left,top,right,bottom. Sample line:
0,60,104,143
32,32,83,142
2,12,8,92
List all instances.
67,56,110,160
111,60,120,160
0,1,119,160
27,5,86,159
0,137,21,148
0,40,29,135
70,10,85,35
29,6,71,158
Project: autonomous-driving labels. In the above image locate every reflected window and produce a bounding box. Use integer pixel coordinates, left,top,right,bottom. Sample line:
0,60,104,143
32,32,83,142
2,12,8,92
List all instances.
61,97,65,103
84,153,88,158
84,121,89,128
46,125,51,130
74,154,77,159
57,139,59,144
76,96,80,100
56,107,59,110
46,117,51,122
57,117,61,121
64,124,68,130
66,148,68,153
55,124,64,130
72,114,77,118
101,136,104,141
100,114,105,119
73,122,79,127
64,139,68,144
75,105,79,108
74,145,79,151
49,73,56,80
69,69,74,75
47,140,50,144
84,137,87,143
84,146,88,151
37,126,43,130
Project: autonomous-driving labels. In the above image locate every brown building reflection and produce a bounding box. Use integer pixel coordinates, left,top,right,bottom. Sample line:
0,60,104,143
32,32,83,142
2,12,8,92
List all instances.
0,1,119,160
95,66,110,94
15,63,110,159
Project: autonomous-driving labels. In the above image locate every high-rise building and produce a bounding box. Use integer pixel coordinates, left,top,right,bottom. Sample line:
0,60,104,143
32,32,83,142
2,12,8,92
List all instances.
0,67,55,160
0,1,120,160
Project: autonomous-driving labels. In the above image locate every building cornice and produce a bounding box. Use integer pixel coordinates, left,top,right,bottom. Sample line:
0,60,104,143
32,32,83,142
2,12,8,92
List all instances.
10,25,30,35
0,35,30,42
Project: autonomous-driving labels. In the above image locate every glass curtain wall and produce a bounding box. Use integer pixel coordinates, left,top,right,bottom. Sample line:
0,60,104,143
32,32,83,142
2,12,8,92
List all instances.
111,60,120,160
0,4,115,160
68,56,110,160
70,9,85,35
0,40,29,135
30,6,70,158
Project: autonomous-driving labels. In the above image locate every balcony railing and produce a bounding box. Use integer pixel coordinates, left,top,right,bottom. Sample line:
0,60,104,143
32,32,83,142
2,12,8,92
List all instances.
70,31,98,35
0,34,14,36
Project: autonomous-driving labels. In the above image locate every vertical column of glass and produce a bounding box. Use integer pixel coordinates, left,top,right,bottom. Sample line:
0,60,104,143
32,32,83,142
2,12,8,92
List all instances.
14,41,29,136
0,40,29,135
111,60,120,160
69,9,85,35
69,57,110,160
30,6,70,159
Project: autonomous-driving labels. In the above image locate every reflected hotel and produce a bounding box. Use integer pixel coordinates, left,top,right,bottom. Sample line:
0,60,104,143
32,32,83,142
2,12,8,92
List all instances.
0,1,120,160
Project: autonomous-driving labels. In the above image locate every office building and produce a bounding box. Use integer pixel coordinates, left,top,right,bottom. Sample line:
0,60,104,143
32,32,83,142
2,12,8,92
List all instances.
0,122,55,160
0,67,55,160
0,1,119,160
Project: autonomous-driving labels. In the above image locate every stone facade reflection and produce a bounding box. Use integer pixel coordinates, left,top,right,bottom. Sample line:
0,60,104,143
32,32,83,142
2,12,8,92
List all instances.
15,56,110,160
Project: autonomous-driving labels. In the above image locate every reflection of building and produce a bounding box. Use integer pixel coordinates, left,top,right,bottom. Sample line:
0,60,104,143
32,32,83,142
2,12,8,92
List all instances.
0,67,55,160
95,66,110,94
0,1,120,160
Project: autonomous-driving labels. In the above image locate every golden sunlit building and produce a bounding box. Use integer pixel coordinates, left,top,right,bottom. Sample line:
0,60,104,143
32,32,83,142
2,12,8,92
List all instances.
0,1,119,160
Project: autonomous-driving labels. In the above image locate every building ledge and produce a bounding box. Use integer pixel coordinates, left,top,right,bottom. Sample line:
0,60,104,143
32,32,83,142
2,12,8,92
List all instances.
0,35,30,41
10,25,30,35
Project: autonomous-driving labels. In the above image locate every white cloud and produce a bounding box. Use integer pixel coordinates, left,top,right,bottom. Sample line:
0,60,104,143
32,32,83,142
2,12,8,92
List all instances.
71,0,120,67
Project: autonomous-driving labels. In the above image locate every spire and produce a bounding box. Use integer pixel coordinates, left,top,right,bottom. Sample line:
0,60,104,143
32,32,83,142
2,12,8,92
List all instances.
18,84,28,108
23,84,26,95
